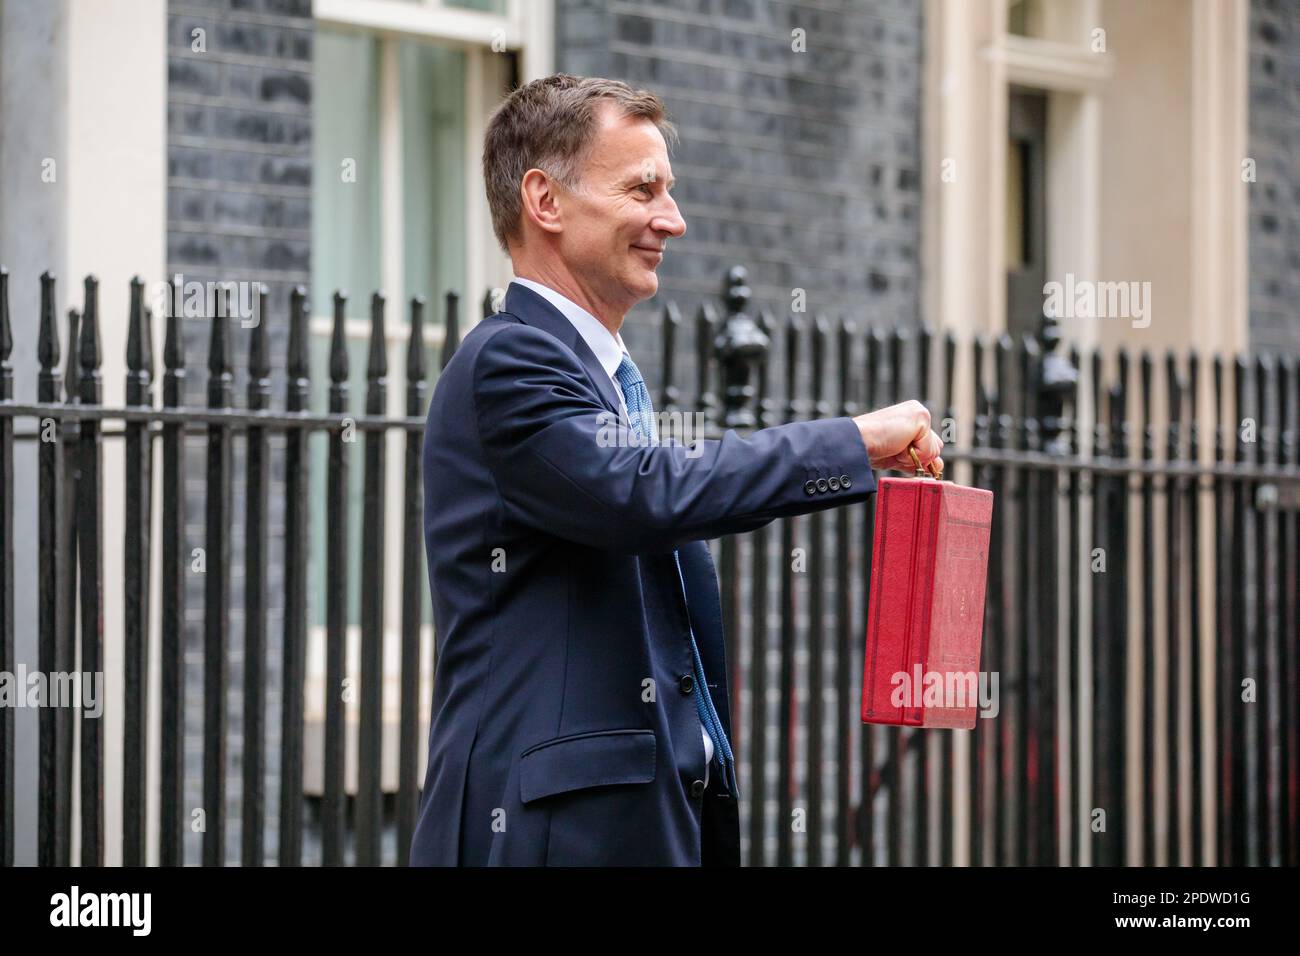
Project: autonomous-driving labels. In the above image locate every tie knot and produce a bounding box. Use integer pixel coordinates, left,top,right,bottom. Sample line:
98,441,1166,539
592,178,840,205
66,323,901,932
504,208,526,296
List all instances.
614,353,645,391
614,353,657,443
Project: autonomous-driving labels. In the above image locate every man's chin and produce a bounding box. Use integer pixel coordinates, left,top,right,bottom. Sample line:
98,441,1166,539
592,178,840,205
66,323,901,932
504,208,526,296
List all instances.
633,269,659,300
611,265,661,308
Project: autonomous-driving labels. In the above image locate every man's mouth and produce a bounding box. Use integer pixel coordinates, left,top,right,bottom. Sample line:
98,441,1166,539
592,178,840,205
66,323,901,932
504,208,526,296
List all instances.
632,244,664,260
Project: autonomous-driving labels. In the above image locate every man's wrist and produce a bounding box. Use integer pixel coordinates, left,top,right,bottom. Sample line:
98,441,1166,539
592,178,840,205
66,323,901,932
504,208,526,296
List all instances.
853,415,874,461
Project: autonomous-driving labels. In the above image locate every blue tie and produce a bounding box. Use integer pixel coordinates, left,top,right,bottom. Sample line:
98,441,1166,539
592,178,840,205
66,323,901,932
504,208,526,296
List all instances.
613,353,739,798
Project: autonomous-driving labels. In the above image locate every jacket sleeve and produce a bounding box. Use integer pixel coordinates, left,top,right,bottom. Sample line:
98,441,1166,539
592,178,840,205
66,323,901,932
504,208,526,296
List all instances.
471,321,877,554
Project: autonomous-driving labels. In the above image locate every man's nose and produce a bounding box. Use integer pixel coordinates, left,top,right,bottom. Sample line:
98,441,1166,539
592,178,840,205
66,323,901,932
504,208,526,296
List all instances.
652,194,687,239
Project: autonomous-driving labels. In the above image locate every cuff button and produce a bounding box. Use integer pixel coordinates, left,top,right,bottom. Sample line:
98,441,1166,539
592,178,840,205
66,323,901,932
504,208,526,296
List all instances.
815,478,829,493
828,476,841,492
841,474,852,489
803,479,817,495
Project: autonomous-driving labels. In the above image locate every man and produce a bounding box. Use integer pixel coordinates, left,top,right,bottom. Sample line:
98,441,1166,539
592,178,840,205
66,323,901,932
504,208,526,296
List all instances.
410,74,942,866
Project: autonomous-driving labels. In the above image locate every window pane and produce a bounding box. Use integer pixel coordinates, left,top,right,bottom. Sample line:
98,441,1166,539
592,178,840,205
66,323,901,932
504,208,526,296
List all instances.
1007,0,1044,38
400,39,467,311
400,38,465,627
445,0,507,13
310,31,469,632
310,28,382,628
313,29,382,322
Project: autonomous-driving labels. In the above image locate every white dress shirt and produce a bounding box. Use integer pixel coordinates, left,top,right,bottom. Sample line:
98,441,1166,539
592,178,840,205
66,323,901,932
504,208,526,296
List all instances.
509,276,715,788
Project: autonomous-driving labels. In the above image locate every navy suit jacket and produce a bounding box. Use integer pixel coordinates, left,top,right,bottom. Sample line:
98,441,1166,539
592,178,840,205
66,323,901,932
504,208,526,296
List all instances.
410,282,877,866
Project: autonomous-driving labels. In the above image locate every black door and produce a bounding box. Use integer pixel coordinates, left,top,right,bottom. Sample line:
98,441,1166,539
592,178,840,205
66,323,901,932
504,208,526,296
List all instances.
1006,89,1048,341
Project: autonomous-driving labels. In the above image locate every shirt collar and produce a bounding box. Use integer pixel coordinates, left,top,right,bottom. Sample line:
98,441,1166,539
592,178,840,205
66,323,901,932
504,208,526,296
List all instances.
509,276,628,381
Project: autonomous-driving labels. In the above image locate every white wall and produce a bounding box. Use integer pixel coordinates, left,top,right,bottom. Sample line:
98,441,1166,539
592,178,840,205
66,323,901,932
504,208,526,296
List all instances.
0,0,166,865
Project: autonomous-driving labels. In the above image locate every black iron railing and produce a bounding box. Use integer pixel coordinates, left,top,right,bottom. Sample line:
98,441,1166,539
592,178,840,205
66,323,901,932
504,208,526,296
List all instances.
0,264,1296,867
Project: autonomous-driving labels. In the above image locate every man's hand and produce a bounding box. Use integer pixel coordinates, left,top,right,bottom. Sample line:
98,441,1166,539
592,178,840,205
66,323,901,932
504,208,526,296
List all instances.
852,400,944,474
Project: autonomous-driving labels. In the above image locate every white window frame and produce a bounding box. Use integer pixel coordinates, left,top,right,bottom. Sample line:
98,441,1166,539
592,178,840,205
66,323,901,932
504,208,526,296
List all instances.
303,0,553,796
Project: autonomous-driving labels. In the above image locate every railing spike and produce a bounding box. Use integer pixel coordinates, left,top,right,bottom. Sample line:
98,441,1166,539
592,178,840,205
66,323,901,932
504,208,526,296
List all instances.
810,313,829,417
330,291,349,386
943,330,957,421
1187,349,1201,462
163,280,186,368
367,292,388,383
838,316,857,416
287,285,310,390
784,312,803,422
0,267,11,366
206,286,233,412
249,284,270,377
407,295,427,385
1213,354,1225,463
441,290,460,370
64,308,81,403
660,299,680,413
38,271,59,373
126,277,153,406
248,284,271,411
80,275,102,384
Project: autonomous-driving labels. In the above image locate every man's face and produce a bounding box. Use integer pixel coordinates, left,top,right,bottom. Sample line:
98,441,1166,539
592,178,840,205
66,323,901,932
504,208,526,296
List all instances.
555,102,687,314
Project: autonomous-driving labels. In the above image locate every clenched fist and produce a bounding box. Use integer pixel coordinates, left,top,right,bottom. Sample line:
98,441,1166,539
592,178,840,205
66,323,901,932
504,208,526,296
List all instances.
852,400,944,474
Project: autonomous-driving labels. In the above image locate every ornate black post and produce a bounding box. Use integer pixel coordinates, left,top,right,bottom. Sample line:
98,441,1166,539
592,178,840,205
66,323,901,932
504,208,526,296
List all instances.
1036,311,1077,455
713,266,769,432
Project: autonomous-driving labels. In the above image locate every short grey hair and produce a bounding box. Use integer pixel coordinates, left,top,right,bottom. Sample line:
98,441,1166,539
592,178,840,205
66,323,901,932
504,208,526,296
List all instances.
482,74,677,250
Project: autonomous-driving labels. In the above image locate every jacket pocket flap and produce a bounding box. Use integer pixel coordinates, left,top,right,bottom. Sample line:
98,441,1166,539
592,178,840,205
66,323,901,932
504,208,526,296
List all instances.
518,728,656,804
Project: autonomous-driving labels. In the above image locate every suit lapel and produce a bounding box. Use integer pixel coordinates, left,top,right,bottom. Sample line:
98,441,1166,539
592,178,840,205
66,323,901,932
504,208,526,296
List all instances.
501,282,624,417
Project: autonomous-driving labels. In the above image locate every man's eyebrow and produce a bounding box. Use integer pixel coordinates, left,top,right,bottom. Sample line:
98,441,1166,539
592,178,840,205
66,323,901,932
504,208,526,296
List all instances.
627,172,676,189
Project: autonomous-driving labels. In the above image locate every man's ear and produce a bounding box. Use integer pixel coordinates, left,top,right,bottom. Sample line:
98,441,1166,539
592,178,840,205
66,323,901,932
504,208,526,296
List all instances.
519,168,564,236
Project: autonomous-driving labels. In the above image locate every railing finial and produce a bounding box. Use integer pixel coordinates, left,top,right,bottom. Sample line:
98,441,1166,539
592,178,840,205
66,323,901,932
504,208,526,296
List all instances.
330,291,349,386
247,284,271,411
0,266,11,367
79,275,102,404
126,276,154,407
367,291,388,383
1035,310,1077,455
713,264,768,430
441,290,460,370
207,286,232,409
287,286,310,407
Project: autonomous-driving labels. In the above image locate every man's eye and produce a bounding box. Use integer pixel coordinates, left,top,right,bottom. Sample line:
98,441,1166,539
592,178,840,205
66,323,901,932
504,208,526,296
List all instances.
637,183,654,197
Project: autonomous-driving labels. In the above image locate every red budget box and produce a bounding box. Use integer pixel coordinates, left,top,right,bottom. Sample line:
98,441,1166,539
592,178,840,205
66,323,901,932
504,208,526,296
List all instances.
861,475,994,730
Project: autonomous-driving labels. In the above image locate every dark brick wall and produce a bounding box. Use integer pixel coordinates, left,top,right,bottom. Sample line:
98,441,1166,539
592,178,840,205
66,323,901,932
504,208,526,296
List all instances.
167,0,313,865
556,0,925,380
1249,0,1300,354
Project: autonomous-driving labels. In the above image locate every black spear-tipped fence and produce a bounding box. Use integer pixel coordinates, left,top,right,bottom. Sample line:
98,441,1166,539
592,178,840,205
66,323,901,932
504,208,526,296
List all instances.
0,264,1296,867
